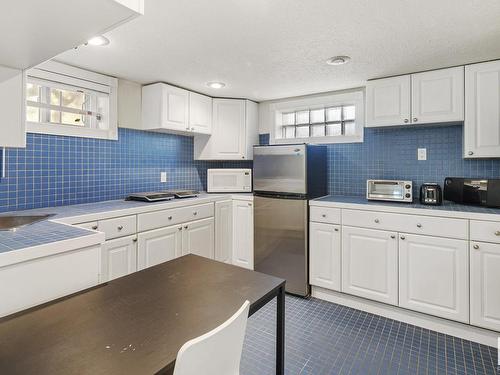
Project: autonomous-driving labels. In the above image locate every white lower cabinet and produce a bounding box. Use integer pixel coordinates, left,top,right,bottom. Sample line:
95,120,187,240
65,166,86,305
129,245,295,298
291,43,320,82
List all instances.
342,226,398,305
215,200,233,263
0,246,100,317
181,217,214,259
137,225,182,270
232,199,254,269
470,241,500,331
101,235,138,282
310,222,341,291
399,234,469,323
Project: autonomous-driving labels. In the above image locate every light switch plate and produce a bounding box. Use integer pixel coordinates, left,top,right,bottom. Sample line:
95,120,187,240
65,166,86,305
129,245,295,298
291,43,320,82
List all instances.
160,171,167,183
418,148,427,161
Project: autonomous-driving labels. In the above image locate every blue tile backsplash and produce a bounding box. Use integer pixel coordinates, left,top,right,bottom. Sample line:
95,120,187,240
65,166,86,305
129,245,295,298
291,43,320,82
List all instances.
0,128,250,213
261,124,500,197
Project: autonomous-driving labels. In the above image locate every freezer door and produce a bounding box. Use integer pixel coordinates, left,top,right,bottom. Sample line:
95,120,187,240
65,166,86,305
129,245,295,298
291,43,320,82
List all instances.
253,145,306,194
254,195,309,296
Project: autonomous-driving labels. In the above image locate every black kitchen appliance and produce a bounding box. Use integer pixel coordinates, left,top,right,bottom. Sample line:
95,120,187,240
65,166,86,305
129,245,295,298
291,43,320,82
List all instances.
443,177,500,208
420,183,442,205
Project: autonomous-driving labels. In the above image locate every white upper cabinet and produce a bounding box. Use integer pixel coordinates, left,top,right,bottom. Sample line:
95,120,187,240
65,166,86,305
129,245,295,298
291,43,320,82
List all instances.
399,234,469,323
464,60,500,158
194,99,259,160
366,67,464,127
0,0,142,71
142,83,190,133
411,67,464,124
189,92,212,134
470,241,500,331
0,68,25,147
366,75,411,127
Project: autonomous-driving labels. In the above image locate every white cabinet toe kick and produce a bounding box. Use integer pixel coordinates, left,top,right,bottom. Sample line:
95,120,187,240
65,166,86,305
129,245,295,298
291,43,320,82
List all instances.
309,201,500,347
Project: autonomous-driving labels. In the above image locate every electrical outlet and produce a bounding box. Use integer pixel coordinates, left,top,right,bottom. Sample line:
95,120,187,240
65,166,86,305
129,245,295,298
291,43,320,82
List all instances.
418,148,427,161
160,171,167,183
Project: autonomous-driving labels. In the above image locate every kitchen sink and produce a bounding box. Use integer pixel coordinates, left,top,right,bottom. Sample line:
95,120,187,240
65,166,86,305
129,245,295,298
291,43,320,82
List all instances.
0,214,54,231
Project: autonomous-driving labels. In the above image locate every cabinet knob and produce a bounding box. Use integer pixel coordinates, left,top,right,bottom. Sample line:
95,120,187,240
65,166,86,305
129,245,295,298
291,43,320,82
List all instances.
178,227,182,230
117,225,123,231
184,225,188,229
390,235,396,239
494,231,500,236
91,225,98,230
168,216,173,220
242,156,245,159
191,127,195,131
186,127,190,130
413,118,418,122
133,238,138,243
473,244,479,250
248,203,252,206
416,223,422,228
468,151,474,156
334,228,339,232
193,211,198,216
400,235,406,240
322,214,327,218
404,119,409,123
374,218,380,223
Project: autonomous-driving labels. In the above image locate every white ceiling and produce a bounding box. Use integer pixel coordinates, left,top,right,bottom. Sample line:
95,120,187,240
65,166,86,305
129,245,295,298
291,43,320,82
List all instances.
56,0,500,102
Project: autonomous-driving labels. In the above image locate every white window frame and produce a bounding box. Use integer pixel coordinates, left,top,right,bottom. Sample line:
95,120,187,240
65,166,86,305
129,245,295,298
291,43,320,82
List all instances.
26,60,118,140
269,89,365,145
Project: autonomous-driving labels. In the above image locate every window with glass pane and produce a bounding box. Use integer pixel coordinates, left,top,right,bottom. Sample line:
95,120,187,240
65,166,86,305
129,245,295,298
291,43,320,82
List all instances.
279,104,357,140
26,78,107,130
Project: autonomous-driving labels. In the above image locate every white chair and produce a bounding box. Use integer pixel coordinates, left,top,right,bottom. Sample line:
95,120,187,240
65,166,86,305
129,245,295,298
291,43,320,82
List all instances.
173,300,251,375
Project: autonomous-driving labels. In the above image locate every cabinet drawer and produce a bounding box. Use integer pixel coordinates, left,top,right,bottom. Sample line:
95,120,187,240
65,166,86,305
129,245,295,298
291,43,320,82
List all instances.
342,209,467,239
310,206,341,224
470,220,500,244
98,215,137,240
138,203,214,232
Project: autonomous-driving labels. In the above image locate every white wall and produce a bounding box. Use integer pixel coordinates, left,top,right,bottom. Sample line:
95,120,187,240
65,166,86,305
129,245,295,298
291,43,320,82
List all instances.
117,79,142,129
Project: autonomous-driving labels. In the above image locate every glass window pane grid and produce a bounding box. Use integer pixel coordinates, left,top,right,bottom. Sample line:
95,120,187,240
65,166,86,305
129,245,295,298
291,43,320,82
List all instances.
280,105,356,139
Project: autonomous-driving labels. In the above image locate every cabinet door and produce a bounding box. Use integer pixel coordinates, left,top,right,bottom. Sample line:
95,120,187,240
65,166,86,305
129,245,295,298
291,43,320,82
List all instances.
101,235,137,282
0,68,25,147
215,200,233,263
366,75,411,127
189,92,212,134
399,234,469,323
470,241,500,331
464,60,500,158
137,225,182,270
342,226,398,305
194,99,246,160
310,222,341,291
232,199,254,269
162,84,189,131
411,67,464,124
182,217,215,259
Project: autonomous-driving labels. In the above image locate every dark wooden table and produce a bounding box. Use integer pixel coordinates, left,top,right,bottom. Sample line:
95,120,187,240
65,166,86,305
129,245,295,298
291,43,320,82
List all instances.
0,255,285,375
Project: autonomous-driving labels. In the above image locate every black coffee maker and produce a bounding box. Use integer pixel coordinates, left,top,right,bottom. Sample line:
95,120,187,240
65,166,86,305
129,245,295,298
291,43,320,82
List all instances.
420,183,443,205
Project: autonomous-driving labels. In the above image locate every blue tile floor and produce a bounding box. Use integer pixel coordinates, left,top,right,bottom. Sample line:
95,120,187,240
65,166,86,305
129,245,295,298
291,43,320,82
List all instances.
241,296,499,375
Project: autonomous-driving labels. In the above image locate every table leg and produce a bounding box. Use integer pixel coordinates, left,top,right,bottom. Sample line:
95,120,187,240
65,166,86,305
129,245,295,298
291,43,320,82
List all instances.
276,286,285,375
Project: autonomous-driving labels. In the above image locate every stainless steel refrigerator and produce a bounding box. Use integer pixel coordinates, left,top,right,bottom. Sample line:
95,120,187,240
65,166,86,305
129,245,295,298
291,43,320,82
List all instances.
253,144,327,296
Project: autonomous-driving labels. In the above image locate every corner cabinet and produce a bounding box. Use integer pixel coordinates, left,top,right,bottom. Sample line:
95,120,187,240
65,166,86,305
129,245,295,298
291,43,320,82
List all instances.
366,67,464,127
464,60,500,158
194,99,259,160
189,92,212,134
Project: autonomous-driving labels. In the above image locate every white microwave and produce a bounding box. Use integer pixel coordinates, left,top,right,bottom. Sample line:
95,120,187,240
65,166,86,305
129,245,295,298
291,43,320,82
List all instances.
207,169,252,193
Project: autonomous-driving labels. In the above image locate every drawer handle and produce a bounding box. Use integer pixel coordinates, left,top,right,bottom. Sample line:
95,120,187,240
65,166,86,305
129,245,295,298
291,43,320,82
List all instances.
322,214,327,218
184,225,188,229
374,219,380,223
400,235,406,240
117,225,124,231
91,225,98,230
132,238,138,243
473,244,479,250
416,223,422,228
413,117,418,122
193,211,198,216
390,235,395,239
495,231,500,236
334,228,339,232
178,227,182,231
168,216,173,220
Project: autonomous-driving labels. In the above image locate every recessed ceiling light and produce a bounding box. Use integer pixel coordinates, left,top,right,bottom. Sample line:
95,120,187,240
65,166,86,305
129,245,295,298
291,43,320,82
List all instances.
86,36,110,46
326,56,351,66
206,82,226,89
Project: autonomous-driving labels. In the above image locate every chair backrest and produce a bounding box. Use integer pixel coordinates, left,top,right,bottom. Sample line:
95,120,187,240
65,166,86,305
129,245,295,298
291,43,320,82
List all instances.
173,300,251,375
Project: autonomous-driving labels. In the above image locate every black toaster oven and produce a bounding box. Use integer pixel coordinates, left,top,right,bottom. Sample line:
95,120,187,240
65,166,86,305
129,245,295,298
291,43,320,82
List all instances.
443,177,500,208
